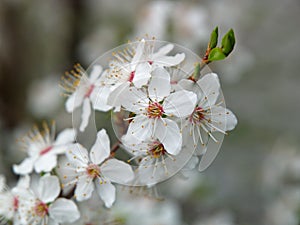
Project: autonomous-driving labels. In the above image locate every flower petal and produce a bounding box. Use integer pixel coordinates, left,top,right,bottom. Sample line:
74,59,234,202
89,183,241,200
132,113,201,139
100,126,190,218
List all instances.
75,176,94,201
90,129,110,165
89,65,103,83
126,115,153,142
101,158,134,184
65,92,84,113
80,98,91,132
197,73,220,107
54,128,76,146
49,198,80,223
65,144,89,167
148,67,171,102
209,106,238,131
107,82,130,107
34,154,57,173
91,86,113,112
37,175,60,203
132,62,151,88
131,39,145,70
163,90,197,118
155,118,182,155
95,179,116,208
13,158,34,175
154,53,185,67
152,43,174,59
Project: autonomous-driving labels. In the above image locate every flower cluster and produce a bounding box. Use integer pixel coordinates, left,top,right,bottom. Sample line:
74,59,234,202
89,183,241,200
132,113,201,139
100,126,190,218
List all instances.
1,33,237,224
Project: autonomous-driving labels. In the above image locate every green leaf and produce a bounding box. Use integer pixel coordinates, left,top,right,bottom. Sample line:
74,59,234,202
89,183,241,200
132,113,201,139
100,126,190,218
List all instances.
209,26,218,49
208,48,226,61
221,29,235,56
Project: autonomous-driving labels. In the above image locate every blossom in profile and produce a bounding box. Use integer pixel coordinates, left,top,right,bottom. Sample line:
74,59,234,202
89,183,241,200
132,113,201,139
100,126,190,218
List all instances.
61,129,134,208
61,64,112,132
22,175,80,225
13,121,76,175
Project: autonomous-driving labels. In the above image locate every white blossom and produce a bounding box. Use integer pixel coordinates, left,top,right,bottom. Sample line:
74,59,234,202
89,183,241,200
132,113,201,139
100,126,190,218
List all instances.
61,64,112,132
60,129,134,208
119,67,197,153
13,121,76,175
180,73,237,154
21,175,80,225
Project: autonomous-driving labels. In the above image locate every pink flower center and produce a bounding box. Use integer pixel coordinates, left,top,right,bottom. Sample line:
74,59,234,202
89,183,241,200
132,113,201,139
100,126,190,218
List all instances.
34,201,48,218
148,61,153,65
128,71,135,82
147,102,164,118
13,196,19,211
190,106,206,124
85,84,95,98
149,143,166,158
86,164,100,179
40,146,52,156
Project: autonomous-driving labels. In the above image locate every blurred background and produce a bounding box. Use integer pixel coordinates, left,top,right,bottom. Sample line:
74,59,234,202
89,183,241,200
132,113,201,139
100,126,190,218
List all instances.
0,0,300,224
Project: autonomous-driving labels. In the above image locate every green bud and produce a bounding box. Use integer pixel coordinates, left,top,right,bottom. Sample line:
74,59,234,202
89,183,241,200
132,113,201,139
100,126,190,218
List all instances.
221,29,235,56
208,48,226,61
209,26,218,49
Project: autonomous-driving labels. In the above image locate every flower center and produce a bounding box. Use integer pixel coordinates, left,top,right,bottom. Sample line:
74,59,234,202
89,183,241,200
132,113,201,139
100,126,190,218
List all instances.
190,106,206,124
34,201,48,218
86,164,100,179
147,102,164,118
128,71,135,82
40,146,52,156
85,84,95,98
13,196,19,211
148,61,153,65
149,143,166,159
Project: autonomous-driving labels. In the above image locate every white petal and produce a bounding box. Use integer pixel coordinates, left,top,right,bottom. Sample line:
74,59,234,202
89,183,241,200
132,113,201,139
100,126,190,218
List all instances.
163,90,197,118
155,118,182,155
107,82,130,107
101,158,134,184
75,176,94,201
48,218,59,225
131,39,145,70
13,158,34,175
126,115,152,142
65,92,84,113
80,98,91,132
120,87,148,114
54,128,76,146
49,198,80,223
65,144,89,167
152,43,174,59
148,67,171,102
89,65,103,83
209,106,238,131
154,53,185,67
34,154,57,173
95,179,116,208
90,129,110,165
38,175,60,203
197,73,220,107
91,86,113,112
132,62,151,88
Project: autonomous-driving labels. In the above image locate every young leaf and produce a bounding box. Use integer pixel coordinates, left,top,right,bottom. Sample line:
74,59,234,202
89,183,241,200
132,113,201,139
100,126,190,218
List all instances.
209,26,218,49
208,48,226,61
221,29,235,56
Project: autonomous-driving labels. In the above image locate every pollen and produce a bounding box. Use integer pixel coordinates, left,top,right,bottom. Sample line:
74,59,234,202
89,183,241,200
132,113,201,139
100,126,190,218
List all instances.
147,102,164,118
34,201,48,218
148,143,166,159
86,164,101,179
60,63,85,96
